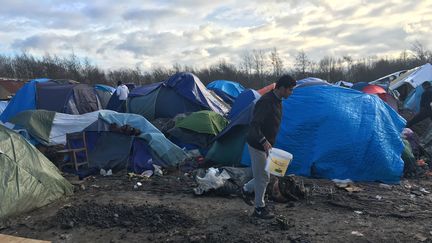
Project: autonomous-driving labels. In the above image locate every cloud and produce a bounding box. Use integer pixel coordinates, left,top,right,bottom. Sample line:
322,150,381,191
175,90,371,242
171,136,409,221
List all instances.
0,0,430,70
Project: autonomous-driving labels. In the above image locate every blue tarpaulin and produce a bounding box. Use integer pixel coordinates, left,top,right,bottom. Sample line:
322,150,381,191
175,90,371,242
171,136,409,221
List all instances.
127,73,230,120
228,89,260,120
0,78,49,122
95,84,116,94
281,85,405,183
97,111,187,167
207,80,245,98
403,81,432,113
242,85,406,183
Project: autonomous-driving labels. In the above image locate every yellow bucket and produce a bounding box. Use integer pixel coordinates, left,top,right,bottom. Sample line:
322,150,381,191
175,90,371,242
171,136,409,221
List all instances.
265,148,293,177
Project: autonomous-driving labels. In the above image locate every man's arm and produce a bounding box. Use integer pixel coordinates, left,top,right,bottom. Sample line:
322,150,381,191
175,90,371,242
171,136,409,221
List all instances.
249,100,272,152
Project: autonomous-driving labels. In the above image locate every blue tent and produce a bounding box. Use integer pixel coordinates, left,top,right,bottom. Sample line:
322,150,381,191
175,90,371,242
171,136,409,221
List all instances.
95,84,115,94
126,73,230,120
296,77,329,87
240,84,405,183
1,79,101,122
403,81,432,113
207,80,245,104
228,89,260,120
94,84,115,109
279,85,405,183
205,95,258,166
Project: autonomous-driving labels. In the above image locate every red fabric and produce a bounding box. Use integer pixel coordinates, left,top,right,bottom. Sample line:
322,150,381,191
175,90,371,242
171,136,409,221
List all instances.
362,84,386,94
257,83,275,95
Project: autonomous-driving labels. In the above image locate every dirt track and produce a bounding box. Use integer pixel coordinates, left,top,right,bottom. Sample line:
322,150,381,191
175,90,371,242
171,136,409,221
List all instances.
2,172,432,242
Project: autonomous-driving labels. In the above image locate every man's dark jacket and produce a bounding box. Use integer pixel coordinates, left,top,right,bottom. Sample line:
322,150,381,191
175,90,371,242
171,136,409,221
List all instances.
247,91,282,151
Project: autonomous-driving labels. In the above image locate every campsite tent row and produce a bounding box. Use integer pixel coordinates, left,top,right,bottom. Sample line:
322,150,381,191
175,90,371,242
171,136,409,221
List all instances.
0,72,413,220
10,110,187,171
108,72,230,120
206,78,406,183
0,79,115,122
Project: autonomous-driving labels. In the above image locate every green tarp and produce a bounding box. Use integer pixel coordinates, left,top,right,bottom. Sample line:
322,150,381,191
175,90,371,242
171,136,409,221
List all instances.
10,110,55,144
205,126,248,166
0,125,73,219
175,111,228,136
128,88,160,120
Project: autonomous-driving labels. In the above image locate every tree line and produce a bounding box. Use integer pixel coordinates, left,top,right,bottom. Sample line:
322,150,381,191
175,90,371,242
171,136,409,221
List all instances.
0,41,431,89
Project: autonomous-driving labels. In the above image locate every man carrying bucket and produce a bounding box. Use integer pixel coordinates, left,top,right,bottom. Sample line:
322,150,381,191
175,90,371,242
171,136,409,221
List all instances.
241,75,296,219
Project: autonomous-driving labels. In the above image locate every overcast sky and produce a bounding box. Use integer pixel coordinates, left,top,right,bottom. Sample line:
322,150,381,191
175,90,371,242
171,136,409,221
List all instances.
0,0,431,70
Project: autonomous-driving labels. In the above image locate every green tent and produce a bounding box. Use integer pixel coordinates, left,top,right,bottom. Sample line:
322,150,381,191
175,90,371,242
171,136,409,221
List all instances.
0,125,73,219
175,111,228,136
205,126,248,166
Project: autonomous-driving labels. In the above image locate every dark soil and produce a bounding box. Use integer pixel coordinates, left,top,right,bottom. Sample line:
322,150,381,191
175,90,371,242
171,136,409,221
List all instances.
52,202,195,232
2,172,432,242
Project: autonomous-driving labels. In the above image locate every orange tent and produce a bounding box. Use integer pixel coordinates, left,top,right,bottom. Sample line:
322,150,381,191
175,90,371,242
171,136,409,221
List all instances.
257,83,275,95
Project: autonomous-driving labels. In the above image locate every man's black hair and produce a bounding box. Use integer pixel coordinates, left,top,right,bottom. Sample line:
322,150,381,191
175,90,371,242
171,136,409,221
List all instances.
276,75,296,89
117,81,122,86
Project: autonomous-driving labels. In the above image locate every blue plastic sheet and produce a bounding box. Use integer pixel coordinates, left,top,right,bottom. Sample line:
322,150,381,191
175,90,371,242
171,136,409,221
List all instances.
165,73,229,115
207,80,245,99
243,85,406,183
0,78,49,122
97,111,187,166
95,84,116,94
403,82,432,113
228,89,260,120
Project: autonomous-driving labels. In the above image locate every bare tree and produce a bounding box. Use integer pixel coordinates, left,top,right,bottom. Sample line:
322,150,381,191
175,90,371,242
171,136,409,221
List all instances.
252,49,267,80
240,51,254,78
269,48,284,77
294,50,311,79
410,40,432,63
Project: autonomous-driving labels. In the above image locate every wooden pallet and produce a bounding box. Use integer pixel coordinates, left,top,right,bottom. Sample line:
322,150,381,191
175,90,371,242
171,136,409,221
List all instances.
0,234,50,243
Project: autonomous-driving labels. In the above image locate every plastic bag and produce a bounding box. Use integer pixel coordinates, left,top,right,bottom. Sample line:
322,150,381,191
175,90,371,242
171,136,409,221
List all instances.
194,168,231,195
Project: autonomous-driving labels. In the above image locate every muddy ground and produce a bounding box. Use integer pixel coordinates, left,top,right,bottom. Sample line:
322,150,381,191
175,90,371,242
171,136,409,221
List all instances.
2,171,432,243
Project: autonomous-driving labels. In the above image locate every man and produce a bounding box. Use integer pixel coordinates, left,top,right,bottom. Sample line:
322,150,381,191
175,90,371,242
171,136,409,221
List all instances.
116,81,129,101
241,75,297,219
115,81,129,112
407,81,432,128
